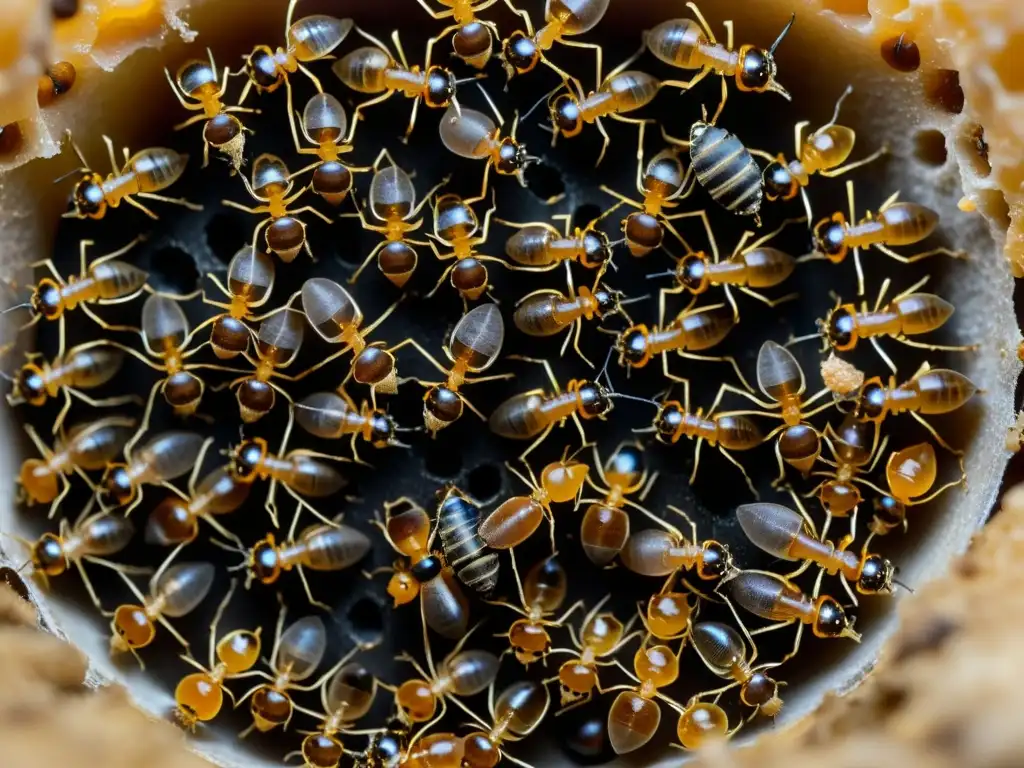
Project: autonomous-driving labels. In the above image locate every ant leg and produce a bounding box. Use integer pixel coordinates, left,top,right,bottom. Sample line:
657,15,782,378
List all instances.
415,0,452,19
598,185,644,210
402,97,422,143
518,424,554,463
720,447,759,498
593,118,611,167
387,337,450,377
136,192,203,211
123,196,160,220
297,566,332,611
677,351,754,393
350,92,395,129
737,286,799,307
558,38,606,91
346,241,386,285
908,410,962,456
819,145,888,178
896,336,979,353
874,243,968,263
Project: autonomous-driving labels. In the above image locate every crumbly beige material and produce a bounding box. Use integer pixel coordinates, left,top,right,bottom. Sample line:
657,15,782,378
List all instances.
821,354,865,395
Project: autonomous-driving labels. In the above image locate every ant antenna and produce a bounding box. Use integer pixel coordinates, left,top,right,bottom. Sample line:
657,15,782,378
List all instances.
785,332,820,346
769,14,796,55
645,270,677,281
476,82,505,126
893,577,915,594
521,83,563,124
2,302,31,314
618,294,650,307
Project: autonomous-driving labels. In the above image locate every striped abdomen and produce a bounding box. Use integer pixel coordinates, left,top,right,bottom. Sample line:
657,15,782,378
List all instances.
437,493,499,595
689,123,762,217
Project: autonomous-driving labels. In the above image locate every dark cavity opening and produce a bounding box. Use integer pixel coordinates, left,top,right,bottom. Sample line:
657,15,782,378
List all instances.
572,203,604,230
467,462,503,502
525,161,566,203
880,33,920,72
144,246,200,295
925,69,965,114
0,567,31,603
424,450,462,479
914,130,947,166
206,212,244,263
346,596,385,642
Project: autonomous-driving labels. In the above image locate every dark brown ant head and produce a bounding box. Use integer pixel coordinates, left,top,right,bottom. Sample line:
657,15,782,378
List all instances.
231,438,267,482
697,541,732,580
813,215,848,262
301,732,344,768
424,66,458,108
453,22,494,69
592,286,620,317
32,534,67,576
762,160,797,201
857,377,887,421
813,596,859,640
16,363,47,406
871,494,906,534
652,402,683,443
580,230,612,268
578,381,612,419
103,464,136,506
369,411,397,448
501,31,539,76
146,496,198,546
741,671,782,715
678,254,709,293
32,279,64,320
736,15,794,99
211,316,252,359
165,371,203,415
203,113,242,148
424,385,464,432
244,45,284,91
71,174,107,219
495,137,529,176
311,160,353,202
250,535,282,584
616,326,650,367
857,554,894,595
824,305,857,351
550,93,583,138
623,212,663,258
410,554,443,583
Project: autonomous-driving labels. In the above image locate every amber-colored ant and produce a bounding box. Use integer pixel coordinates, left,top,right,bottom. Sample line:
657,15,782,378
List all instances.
867,442,966,538
56,130,202,220
223,308,306,423
418,0,501,69
500,0,609,87
801,179,968,295
425,191,505,306
101,430,210,516
165,49,259,171
295,390,411,465
601,642,686,754
460,679,551,767
288,93,372,206
146,464,250,548
197,246,277,361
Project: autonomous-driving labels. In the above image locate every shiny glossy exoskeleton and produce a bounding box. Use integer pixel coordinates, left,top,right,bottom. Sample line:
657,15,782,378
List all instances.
15,500,139,612
391,619,498,738
372,497,469,639
479,456,589,552
489,356,612,460
500,0,610,87
58,130,201,220
110,292,244,420
228,435,350,530
418,0,500,69
288,93,372,206
18,416,135,517
223,153,332,263
549,64,678,165
599,125,695,258
229,308,305,423
725,569,861,666
332,27,464,140
674,699,733,750
816,276,975,374
762,86,885,221
107,550,215,667
867,442,965,537
807,180,967,295
165,49,258,171
691,621,784,720
845,362,978,456
600,642,684,754
439,102,532,194
737,502,895,606
199,246,276,360
645,3,794,99
146,464,251,548
343,151,447,287
488,554,582,666
102,430,208,516
173,581,262,729
616,301,749,393
436,485,499,596
21,237,147,346
549,596,640,706
235,602,354,737
514,271,640,367
7,342,138,434
575,442,656,566
404,303,511,435
424,192,504,305
295,390,405,464
619,507,733,590
640,588,694,642
223,505,370,611
712,340,833,484
495,208,616,284
236,0,353,103
460,679,551,767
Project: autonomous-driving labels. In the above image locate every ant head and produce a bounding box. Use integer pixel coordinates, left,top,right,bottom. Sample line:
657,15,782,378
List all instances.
592,285,620,317
616,325,650,367
424,66,458,108
250,535,281,585
424,385,463,432
857,377,887,421
762,159,796,201
824,304,857,351
31,279,64,320
32,534,67,576
231,438,267,481
623,212,664,257
697,541,732,580
580,230,612,268
858,554,895,595
813,596,859,641
103,464,135,507
549,93,583,138
15,363,46,406
369,411,398,448
736,15,794,99
813,215,848,262
204,113,243,149
245,45,283,91
496,137,529,176
741,671,782,714
501,31,539,76
301,732,344,768
578,380,612,418
653,401,684,442
71,174,106,219
678,254,709,293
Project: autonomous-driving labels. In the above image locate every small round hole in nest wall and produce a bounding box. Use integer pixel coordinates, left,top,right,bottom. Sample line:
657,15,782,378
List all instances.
424,450,462,479
573,203,603,229
467,463,503,502
346,596,385,642
205,212,243,263
880,33,920,72
925,70,965,114
525,162,566,203
0,124,23,156
144,246,200,294
914,130,947,166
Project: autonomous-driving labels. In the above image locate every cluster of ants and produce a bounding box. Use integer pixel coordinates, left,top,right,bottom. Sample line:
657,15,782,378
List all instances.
2,0,980,766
